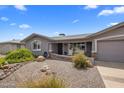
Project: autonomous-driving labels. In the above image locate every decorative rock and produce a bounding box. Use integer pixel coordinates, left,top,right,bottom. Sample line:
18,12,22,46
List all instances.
40,65,49,73
0,72,4,76
14,65,17,67
52,72,57,75
16,64,20,66
19,64,22,66
3,69,9,73
5,72,11,76
12,68,16,72
45,70,51,75
1,65,9,69
16,66,20,69
0,74,6,80
43,65,49,70
40,69,46,72
0,62,26,81
36,56,45,62
9,68,14,72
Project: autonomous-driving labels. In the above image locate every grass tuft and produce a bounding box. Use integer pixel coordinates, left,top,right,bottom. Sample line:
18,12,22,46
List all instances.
18,75,66,88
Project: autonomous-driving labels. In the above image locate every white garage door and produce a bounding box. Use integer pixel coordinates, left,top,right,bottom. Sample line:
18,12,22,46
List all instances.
97,40,124,62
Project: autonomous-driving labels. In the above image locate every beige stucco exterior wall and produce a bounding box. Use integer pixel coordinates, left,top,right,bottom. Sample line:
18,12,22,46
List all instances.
24,36,50,55
0,43,25,54
91,26,124,52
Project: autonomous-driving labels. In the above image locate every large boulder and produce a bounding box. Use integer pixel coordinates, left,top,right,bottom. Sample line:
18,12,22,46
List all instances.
36,56,45,62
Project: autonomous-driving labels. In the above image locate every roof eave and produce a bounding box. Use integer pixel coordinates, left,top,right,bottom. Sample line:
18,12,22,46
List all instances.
87,22,124,39
21,33,53,42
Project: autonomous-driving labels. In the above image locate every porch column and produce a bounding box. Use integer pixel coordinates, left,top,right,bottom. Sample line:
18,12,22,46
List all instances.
62,43,64,55
48,43,52,53
68,43,73,56
68,43,70,55
84,42,87,52
63,43,68,55
91,40,97,59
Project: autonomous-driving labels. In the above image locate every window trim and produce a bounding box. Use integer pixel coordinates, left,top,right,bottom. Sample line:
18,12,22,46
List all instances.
31,40,41,51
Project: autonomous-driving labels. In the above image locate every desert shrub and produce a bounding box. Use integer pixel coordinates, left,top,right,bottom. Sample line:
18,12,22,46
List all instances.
0,57,5,65
72,53,92,69
18,75,66,88
5,48,34,64
6,50,13,55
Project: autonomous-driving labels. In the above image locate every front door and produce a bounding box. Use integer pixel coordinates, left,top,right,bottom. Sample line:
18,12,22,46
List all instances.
58,43,63,55
86,42,92,57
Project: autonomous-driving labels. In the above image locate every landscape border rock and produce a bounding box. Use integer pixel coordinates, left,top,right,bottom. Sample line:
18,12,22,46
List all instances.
0,62,29,80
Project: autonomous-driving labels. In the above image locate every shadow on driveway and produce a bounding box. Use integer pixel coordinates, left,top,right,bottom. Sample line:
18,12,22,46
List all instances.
96,61,124,70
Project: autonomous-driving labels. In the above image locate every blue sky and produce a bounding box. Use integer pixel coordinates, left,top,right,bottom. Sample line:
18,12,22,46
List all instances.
0,5,124,41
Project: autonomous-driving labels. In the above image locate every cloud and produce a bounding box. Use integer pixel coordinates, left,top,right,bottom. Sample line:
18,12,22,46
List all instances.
0,17,9,22
54,32,60,36
107,22,119,27
72,19,79,24
84,5,98,9
19,24,31,30
14,5,27,11
19,33,24,36
10,23,16,26
98,6,124,16
98,10,114,16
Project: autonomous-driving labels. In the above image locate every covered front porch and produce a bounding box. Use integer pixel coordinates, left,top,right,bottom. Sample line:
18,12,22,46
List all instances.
49,41,92,57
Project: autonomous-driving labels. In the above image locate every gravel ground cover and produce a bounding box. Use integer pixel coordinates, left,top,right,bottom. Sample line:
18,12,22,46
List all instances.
0,60,105,88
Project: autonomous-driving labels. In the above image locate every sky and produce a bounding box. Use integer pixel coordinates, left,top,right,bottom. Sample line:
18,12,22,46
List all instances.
0,5,124,41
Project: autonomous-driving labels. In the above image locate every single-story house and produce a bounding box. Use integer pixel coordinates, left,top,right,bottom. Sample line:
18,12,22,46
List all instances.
0,22,124,62
0,40,25,54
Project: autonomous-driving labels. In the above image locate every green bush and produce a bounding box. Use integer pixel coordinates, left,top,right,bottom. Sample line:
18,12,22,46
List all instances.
72,53,92,69
5,48,34,64
0,57,5,65
18,75,66,88
6,50,13,55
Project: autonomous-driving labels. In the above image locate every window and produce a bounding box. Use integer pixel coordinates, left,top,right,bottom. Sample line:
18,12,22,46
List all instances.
31,40,41,51
17,44,21,49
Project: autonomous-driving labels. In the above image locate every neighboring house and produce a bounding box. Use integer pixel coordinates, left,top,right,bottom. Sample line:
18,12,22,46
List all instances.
0,22,124,62
0,40,25,54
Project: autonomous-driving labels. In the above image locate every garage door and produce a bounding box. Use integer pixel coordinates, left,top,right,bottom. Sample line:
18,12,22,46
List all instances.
97,40,124,62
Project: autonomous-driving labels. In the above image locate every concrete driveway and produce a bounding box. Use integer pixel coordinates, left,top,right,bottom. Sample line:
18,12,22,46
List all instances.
96,61,124,88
